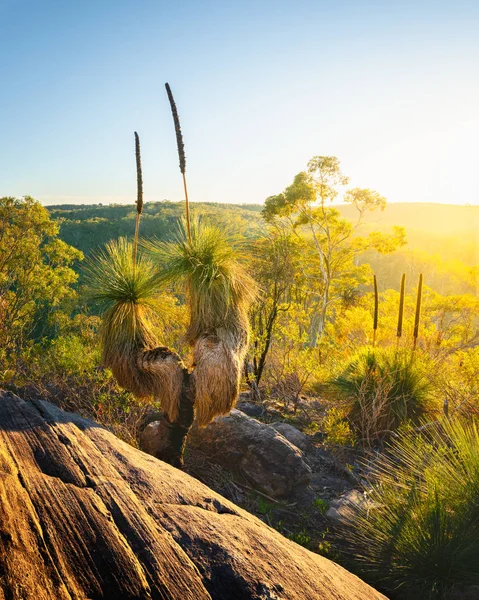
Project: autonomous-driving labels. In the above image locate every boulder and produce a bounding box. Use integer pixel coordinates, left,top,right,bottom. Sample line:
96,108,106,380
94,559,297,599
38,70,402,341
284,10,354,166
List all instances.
236,401,266,418
326,489,379,521
142,410,312,499
270,422,310,451
0,390,386,599
186,409,312,498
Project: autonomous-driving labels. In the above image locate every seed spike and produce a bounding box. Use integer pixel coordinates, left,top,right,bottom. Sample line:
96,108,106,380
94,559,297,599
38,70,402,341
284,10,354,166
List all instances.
373,274,378,347
165,83,186,174
413,274,423,351
397,273,406,346
165,82,191,244
133,131,143,267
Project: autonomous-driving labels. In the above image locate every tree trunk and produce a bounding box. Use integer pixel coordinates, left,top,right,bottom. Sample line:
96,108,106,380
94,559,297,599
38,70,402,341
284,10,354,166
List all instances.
317,282,330,340
139,347,195,468
153,369,195,468
253,305,277,386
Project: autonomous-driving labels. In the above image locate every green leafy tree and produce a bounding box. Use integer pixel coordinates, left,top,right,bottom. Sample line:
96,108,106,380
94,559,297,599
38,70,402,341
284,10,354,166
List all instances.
0,197,82,359
263,157,406,345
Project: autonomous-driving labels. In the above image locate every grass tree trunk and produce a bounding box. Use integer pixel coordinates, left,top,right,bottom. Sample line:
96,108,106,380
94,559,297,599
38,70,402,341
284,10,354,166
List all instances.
138,346,195,468
151,377,195,468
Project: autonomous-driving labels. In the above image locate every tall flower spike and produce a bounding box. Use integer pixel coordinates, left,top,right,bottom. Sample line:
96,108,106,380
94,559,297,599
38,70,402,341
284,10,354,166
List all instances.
134,132,143,215
133,132,143,266
165,83,186,174
373,274,378,347
413,274,423,351
165,83,191,243
397,273,406,344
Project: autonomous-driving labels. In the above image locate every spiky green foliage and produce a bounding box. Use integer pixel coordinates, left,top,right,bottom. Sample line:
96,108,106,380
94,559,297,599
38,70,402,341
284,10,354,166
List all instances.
342,418,479,599
85,238,166,396
333,348,432,441
86,238,160,350
145,219,256,343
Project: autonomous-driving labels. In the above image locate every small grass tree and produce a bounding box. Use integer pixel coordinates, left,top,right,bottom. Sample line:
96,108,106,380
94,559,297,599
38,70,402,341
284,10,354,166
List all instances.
87,225,256,464
342,418,479,599
85,237,192,466
333,347,432,444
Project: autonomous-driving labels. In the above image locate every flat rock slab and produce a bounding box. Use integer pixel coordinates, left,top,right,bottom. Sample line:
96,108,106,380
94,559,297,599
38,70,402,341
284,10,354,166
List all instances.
0,391,386,600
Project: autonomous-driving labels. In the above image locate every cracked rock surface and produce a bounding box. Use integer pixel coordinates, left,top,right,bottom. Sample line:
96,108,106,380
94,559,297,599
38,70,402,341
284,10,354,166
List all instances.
0,391,386,600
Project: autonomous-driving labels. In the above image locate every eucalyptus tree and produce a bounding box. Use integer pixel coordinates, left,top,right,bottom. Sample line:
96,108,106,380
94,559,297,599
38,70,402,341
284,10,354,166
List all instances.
263,156,406,346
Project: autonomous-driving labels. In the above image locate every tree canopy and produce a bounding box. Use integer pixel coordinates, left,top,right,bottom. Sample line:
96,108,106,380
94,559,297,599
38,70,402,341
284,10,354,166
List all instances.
0,197,83,358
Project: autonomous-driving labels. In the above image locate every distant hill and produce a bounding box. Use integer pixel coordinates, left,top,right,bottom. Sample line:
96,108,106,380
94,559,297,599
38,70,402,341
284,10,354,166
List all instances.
47,200,478,267
48,201,264,257
338,202,478,236
338,202,479,267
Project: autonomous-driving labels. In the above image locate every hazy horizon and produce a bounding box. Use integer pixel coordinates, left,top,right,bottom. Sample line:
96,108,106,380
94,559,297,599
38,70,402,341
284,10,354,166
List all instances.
39,197,479,209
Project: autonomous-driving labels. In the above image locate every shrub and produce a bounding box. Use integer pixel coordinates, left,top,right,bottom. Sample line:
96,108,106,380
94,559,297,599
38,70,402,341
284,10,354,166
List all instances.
435,347,479,418
342,418,479,599
322,407,356,447
312,498,329,514
12,328,150,447
42,334,100,376
333,348,432,444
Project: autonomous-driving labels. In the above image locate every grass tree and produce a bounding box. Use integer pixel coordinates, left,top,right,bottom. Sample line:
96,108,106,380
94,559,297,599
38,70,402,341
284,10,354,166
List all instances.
144,220,257,426
342,418,479,598
85,129,194,467
85,237,193,466
86,95,257,464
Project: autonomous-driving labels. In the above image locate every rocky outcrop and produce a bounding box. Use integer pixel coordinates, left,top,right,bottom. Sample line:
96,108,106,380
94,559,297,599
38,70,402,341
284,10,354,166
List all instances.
169,409,311,498
0,390,386,599
236,401,266,418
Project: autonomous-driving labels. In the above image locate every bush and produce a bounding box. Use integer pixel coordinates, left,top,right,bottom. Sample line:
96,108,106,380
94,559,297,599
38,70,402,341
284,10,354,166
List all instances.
322,407,356,447
342,418,479,599
333,348,432,444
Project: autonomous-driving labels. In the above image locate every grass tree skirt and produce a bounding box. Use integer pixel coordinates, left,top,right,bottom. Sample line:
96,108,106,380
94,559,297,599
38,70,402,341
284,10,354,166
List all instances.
0,390,386,600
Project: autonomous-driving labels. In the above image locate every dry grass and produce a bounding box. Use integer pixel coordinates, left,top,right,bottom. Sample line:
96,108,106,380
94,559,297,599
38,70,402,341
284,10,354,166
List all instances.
193,327,248,426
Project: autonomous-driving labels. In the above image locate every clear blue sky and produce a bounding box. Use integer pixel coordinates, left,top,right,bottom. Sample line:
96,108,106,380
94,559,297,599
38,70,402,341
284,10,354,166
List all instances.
1,0,478,206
